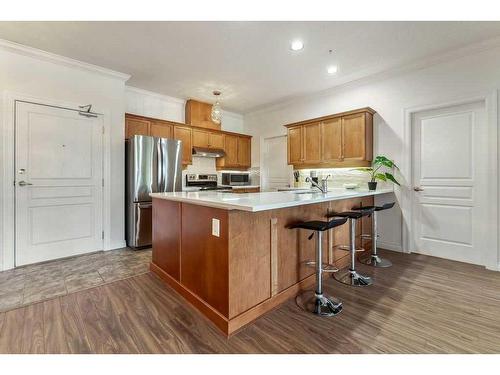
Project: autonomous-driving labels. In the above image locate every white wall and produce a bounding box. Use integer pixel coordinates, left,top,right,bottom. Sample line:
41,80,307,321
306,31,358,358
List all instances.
244,43,500,263
0,44,129,270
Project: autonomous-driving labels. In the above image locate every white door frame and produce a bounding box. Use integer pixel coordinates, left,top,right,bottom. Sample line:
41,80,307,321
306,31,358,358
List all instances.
1,91,113,270
401,91,499,270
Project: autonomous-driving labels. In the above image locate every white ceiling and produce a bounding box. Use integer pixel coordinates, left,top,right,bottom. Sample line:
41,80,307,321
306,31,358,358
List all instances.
1,21,500,113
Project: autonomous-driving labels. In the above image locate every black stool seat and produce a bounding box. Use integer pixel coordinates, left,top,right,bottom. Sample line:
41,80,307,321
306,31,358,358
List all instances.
289,217,347,232
327,209,374,220
352,202,395,212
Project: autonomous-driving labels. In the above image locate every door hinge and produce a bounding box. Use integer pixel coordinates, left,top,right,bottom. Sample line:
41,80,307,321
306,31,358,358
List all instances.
102,178,104,187
102,231,104,240
102,126,105,134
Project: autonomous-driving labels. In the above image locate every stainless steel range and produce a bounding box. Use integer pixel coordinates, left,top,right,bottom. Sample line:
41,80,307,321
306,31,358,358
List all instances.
185,174,233,191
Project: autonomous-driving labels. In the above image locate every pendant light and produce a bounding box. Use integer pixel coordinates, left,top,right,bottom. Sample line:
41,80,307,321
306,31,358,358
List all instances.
211,90,222,125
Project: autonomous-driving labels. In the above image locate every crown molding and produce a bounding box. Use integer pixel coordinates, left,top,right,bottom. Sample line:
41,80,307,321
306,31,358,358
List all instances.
125,86,186,105
245,35,500,116
0,38,131,81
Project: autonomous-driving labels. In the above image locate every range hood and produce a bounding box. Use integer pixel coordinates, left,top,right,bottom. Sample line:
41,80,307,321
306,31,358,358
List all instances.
192,147,226,158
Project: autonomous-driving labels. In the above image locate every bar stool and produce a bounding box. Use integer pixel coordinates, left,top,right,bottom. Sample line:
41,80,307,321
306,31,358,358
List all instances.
327,208,375,286
353,202,395,268
291,217,348,316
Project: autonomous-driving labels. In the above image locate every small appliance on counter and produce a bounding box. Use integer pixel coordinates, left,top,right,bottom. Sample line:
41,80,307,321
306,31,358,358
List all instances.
126,135,183,248
186,174,233,191
221,172,250,186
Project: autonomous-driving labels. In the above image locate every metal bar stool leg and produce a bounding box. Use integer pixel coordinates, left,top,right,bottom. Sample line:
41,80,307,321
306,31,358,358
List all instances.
359,211,392,268
334,218,373,286
296,230,343,316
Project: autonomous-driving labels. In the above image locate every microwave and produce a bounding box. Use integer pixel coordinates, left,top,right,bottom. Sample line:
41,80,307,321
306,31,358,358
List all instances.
221,173,250,186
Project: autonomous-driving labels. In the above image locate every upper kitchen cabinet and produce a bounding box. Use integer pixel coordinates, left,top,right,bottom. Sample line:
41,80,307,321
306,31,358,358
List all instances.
302,122,322,164
192,128,210,148
125,116,150,139
185,99,221,130
216,134,252,170
321,117,342,163
342,112,373,162
237,136,251,167
209,132,224,149
173,125,193,165
285,107,375,168
287,126,303,165
192,129,225,149
150,120,173,139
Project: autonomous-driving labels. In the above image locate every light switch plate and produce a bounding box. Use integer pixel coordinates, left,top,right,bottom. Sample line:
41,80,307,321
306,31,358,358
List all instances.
212,218,220,237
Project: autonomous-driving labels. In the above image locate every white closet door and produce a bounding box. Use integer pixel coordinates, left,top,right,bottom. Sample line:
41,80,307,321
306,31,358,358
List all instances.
412,100,488,265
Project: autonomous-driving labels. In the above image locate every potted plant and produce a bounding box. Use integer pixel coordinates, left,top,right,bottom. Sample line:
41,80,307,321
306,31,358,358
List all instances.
355,155,400,191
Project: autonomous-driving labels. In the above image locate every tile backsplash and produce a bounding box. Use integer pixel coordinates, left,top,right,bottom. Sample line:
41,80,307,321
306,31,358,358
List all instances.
292,167,392,190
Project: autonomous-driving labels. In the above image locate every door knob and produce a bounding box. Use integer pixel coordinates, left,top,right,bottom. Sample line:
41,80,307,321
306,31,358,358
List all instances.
18,181,33,186
413,186,424,192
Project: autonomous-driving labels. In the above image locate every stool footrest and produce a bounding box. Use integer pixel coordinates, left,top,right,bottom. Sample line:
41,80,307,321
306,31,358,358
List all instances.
360,234,380,240
336,245,365,253
304,261,339,273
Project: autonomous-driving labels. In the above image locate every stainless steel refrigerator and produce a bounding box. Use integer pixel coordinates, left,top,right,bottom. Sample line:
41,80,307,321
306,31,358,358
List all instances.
126,135,183,248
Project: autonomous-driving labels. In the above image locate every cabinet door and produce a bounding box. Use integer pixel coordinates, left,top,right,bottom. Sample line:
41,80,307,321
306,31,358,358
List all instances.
173,126,192,165
342,113,367,161
150,121,173,139
302,122,321,164
287,126,303,165
192,129,209,148
237,137,251,167
125,118,150,139
208,132,224,149
321,118,342,162
224,135,239,166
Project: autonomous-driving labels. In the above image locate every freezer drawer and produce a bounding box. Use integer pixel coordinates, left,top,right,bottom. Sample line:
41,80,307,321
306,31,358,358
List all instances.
127,202,152,248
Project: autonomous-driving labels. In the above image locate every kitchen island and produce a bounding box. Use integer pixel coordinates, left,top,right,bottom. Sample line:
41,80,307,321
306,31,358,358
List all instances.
150,188,393,335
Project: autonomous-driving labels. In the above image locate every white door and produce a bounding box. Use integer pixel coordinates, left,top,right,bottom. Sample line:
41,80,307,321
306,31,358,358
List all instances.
412,100,488,265
15,101,103,266
262,136,292,191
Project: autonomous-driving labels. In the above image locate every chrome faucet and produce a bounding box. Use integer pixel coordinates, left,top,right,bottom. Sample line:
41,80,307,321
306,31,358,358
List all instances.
306,174,331,193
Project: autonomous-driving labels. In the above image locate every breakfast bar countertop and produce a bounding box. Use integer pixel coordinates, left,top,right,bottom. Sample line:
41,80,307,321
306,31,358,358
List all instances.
150,187,394,212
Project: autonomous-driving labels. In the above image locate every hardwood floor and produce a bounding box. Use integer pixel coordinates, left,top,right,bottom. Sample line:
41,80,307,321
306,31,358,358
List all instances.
1,250,500,353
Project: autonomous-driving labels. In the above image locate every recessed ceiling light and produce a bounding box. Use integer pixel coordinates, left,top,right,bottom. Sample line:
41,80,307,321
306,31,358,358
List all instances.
290,40,304,51
327,65,338,74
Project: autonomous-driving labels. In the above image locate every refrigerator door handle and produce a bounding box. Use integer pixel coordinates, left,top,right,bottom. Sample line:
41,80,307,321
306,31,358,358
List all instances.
157,138,164,192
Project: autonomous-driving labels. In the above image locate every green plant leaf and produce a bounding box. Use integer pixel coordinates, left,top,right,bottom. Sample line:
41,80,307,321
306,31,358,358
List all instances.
385,173,401,186
373,155,399,170
374,173,387,182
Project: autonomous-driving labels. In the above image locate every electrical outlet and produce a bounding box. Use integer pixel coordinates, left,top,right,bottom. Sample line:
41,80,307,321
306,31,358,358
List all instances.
212,218,220,237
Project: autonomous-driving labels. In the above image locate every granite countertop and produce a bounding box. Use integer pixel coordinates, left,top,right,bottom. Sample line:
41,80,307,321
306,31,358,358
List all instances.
150,187,394,212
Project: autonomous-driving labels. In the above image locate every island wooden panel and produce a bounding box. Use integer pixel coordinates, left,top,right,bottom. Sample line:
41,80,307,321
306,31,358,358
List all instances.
181,204,229,317
152,199,181,281
151,196,373,335
228,210,272,318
